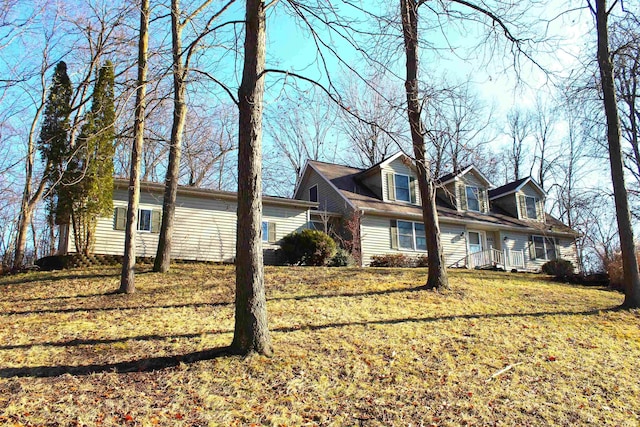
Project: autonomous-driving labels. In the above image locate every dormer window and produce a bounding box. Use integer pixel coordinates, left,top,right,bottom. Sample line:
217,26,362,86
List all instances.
395,174,411,202
387,173,416,204
525,196,538,219
466,186,480,212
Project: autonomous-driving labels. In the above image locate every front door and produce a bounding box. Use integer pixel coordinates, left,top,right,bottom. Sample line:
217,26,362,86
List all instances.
468,231,484,254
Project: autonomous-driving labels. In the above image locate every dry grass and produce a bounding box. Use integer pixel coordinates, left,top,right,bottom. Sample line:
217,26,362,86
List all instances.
0,265,638,426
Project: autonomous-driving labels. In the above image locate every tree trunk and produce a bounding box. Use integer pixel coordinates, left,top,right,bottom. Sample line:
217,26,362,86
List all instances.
120,0,150,294
400,0,449,289
230,0,272,356
595,0,640,307
154,0,187,273
400,0,449,290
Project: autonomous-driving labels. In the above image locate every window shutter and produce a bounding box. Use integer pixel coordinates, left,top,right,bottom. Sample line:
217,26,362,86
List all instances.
387,173,396,201
114,207,127,230
519,194,527,218
482,189,489,213
268,222,276,243
554,237,561,259
459,184,467,211
390,219,398,249
151,210,162,233
528,235,536,260
409,176,417,204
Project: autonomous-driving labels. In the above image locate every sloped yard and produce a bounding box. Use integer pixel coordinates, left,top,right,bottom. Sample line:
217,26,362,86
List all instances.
0,265,638,426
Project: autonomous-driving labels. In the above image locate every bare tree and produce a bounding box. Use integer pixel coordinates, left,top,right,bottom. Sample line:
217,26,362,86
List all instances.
264,91,337,191
590,0,640,307
337,76,407,168
120,0,150,294
503,108,532,182
530,96,559,190
231,0,272,356
154,0,236,273
400,0,449,290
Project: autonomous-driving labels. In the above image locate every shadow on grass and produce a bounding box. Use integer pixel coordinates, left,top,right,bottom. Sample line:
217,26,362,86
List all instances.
0,346,234,378
0,307,616,379
0,300,232,316
0,271,120,287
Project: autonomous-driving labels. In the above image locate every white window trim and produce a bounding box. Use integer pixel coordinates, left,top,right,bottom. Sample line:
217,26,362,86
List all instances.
532,235,556,260
466,186,481,212
137,208,152,233
397,220,427,251
394,173,412,203
525,196,538,219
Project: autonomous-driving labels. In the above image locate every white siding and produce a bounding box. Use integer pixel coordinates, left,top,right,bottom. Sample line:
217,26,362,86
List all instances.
500,231,577,272
360,215,466,267
517,183,545,221
83,188,310,264
381,158,421,205
297,169,350,213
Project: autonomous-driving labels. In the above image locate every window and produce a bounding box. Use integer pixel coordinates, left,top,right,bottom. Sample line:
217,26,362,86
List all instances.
309,185,318,203
262,221,276,243
531,235,557,260
113,207,160,233
138,209,152,232
414,223,426,251
395,174,411,202
532,235,545,259
398,221,414,249
525,196,538,219
466,186,480,212
394,220,427,251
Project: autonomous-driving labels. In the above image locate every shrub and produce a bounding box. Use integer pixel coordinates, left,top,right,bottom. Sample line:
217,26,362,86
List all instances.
414,254,429,268
279,229,337,266
370,253,413,268
606,251,640,291
541,259,575,279
328,248,355,267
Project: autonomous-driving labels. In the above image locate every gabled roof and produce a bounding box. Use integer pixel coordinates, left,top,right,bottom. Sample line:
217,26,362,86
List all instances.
298,159,578,237
114,178,318,210
488,176,546,200
436,165,494,188
356,152,413,179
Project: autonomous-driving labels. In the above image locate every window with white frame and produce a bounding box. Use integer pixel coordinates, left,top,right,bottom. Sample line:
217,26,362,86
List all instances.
531,235,557,260
396,220,427,251
262,221,276,243
138,209,152,232
466,186,481,212
525,196,538,219
395,174,411,202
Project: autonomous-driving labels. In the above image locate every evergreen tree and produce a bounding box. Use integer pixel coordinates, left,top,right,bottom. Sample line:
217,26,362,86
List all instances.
38,61,72,223
69,61,116,254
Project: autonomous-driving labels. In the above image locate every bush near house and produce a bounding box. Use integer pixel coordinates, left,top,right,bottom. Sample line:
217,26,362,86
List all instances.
328,248,355,267
279,229,337,266
370,253,430,268
541,259,575,280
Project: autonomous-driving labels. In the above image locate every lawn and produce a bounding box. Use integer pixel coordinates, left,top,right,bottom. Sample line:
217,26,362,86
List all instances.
0,265,638,426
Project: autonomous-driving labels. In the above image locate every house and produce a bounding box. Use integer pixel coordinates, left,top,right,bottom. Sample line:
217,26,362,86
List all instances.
293,152,580,271
61,178,317,264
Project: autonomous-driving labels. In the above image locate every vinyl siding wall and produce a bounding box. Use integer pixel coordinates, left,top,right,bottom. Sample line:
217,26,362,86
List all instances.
499,231,579,272
517,184,545,221
80,188,310,264
360,215,466,266
382,158,421,205
297,169,350,213
455,172,489,213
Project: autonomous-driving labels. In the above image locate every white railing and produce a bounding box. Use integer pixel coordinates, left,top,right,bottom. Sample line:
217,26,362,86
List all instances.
506,249,525,269
466,248,525,270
